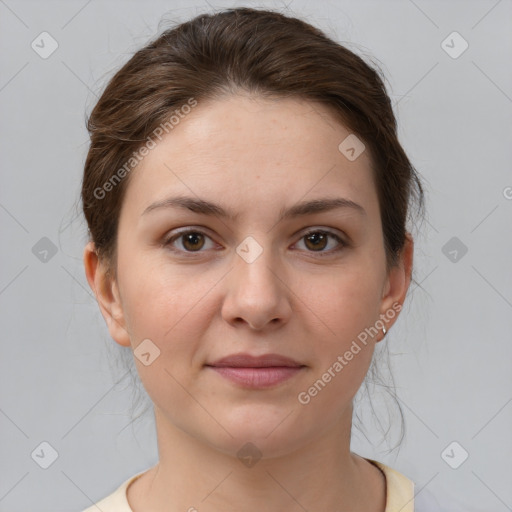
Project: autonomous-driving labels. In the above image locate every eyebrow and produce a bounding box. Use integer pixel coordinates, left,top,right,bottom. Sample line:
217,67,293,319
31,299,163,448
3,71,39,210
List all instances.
142,195,366,222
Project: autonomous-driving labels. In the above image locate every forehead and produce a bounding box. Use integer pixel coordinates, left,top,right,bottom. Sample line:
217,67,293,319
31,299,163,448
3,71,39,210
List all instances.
121,94,379,221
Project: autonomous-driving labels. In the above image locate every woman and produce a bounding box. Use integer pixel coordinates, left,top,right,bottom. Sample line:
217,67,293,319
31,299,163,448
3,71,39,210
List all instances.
81,7,434,511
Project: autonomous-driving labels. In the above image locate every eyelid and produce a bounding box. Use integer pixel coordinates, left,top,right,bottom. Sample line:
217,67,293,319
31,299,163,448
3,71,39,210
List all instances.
161,227,218,252
294,228,347,255
162,226,348,255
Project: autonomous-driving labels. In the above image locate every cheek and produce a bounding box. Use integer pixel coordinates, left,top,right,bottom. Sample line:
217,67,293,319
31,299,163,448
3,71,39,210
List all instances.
115,256,217,419
298,264,382,391
117,254,232,384
116,250,206,345
297,273,380,411
303,263,383,340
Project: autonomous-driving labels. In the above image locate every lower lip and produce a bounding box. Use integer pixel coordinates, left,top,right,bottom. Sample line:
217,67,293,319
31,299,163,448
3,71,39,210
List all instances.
208,366,304,388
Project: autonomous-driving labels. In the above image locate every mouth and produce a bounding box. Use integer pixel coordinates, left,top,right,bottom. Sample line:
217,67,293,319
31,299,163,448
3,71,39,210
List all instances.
205,353,306,389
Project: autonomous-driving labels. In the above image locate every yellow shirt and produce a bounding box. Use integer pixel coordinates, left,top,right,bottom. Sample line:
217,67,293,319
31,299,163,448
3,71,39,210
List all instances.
82,458,415,512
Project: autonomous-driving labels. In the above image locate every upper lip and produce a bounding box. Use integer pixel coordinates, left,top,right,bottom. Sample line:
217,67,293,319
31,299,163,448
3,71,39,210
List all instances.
207,353,304,368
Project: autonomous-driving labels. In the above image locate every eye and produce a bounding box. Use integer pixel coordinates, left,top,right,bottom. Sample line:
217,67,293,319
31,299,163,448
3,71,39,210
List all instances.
162,228,347,256
294,229,346,255
163,229,216,253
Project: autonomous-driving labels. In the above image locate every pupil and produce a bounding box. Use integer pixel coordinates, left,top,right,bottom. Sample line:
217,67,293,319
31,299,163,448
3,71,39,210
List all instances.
184,233,204,251
306,232,326,251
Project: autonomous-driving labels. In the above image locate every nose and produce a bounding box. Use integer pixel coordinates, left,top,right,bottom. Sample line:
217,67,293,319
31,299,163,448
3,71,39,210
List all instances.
221,243,292,331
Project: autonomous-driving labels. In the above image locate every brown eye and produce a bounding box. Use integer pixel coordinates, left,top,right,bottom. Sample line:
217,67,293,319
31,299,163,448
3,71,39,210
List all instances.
164,230,215,253
181,232,205,251
296,230,346,255
163,228,346,256
304,232,329,251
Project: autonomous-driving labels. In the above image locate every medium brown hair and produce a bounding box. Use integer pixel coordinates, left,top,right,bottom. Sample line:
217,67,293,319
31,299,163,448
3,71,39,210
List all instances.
82,7,425,449
82,6,424,278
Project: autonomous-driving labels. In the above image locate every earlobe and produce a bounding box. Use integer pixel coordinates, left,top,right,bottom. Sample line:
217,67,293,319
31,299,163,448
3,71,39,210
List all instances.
377,233,414,341
83,241,132,347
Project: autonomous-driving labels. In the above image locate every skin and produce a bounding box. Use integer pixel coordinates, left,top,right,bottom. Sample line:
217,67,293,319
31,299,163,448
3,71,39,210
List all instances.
84,93,413,512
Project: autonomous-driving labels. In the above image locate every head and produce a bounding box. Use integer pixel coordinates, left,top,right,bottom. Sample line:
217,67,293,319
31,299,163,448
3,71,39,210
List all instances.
82,7,424,458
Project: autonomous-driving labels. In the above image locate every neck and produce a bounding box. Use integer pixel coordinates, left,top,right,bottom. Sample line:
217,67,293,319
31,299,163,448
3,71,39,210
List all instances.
128,405,385,512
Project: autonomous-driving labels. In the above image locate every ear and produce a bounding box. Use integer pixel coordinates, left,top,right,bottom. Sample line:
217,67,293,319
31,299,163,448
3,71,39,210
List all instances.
377,232,414,341
83,241,131,347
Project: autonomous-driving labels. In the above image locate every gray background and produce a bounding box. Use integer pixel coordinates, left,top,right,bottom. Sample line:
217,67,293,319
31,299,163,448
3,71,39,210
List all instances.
1,0,511,510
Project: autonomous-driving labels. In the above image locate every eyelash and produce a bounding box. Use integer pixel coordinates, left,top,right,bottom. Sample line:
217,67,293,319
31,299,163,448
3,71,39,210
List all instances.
162,228,347,257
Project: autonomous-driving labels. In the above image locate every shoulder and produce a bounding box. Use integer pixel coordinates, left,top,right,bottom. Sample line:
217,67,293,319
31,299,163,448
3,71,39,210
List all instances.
365,458,454,512
365,458,414,511
80,471,146,512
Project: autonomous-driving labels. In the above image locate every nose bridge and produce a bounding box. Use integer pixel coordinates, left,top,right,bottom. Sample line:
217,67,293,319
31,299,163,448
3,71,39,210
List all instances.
222,233,291,329
234,233,282,293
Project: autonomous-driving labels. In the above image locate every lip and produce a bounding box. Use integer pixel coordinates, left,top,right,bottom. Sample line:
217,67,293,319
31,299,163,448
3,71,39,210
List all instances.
209,353,303,368
206,353,306,389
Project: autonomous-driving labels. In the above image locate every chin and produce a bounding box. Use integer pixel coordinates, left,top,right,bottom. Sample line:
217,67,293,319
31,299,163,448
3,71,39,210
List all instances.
210,433,306,464
205,406,309,459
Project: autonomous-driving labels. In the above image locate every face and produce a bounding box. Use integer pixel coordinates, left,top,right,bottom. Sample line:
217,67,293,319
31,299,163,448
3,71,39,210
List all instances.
85,94,412,459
